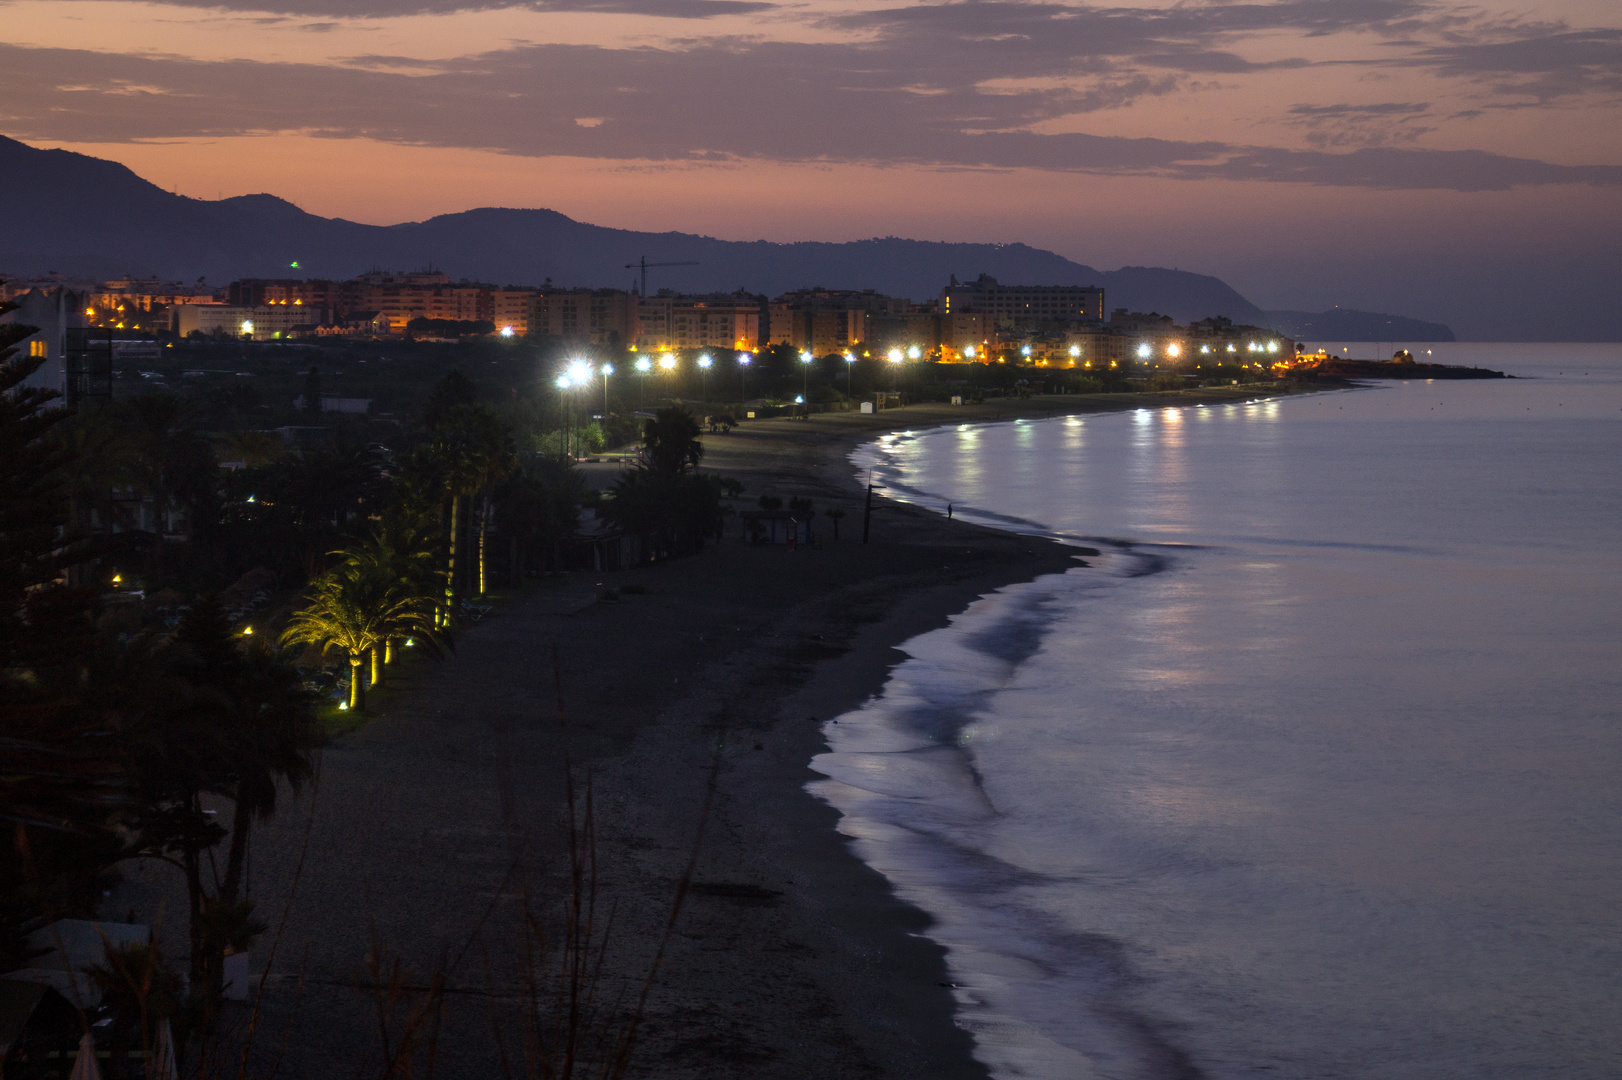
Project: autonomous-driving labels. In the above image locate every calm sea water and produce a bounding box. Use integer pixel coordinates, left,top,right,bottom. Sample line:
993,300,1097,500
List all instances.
815,344,1622,1079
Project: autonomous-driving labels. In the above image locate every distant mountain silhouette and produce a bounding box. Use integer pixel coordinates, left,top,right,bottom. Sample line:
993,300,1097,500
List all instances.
1266,308,1456,343
1,134,1433,334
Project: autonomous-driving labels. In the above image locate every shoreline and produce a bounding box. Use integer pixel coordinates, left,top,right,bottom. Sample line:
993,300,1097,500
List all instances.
113,382,1307,1076
569,382,1313,1075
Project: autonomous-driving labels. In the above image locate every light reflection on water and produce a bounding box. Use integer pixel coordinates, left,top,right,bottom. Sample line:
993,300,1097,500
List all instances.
822,348,1622,1079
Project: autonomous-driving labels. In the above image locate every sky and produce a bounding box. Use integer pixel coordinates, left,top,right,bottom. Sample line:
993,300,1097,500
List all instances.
3,0,1621,337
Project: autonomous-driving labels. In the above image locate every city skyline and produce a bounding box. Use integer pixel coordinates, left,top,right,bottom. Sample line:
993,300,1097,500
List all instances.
3,0,1621,338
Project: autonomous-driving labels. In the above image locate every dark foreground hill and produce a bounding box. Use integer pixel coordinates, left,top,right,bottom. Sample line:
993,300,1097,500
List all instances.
0,133,1436,336
1267,307,1456,342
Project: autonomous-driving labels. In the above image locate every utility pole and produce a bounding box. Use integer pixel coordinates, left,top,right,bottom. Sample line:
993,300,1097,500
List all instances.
862,479,875,544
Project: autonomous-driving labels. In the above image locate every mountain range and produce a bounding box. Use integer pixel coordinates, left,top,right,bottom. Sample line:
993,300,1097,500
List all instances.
1,135,1449,339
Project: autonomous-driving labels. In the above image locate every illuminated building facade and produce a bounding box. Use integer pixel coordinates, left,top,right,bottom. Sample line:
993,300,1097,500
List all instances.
532,289,634,344
941,275,1105,324
174,304,316,339
635,292,763,351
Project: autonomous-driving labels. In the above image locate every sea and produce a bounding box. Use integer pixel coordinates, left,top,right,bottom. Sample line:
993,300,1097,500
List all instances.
814,344,1622,1079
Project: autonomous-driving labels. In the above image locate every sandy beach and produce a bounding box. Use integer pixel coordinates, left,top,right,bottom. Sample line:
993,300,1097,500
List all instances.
120,384,1292,1077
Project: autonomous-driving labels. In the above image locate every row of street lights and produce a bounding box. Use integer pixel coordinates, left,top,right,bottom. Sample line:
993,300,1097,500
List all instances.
556,347,934,420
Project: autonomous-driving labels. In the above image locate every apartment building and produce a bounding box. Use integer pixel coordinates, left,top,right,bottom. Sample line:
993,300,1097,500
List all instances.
491,289,537,336
174,304,318,339
531,289,635,345
635,292,763,351
940,274,1105,324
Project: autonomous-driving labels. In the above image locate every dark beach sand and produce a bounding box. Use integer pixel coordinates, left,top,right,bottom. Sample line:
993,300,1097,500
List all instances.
119,385,1290,1077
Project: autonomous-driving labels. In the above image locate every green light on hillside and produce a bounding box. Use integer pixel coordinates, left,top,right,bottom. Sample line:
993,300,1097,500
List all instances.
290,260,300,268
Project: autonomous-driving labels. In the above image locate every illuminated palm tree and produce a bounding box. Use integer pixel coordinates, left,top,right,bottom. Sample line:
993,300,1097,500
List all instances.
343,509,440,673
281,563,443,711
426,406,516,607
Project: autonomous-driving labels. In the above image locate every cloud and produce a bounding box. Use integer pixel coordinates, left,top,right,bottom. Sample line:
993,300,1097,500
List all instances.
39,0,774,16
1417,29,1622,101
1285,101,1435,148
2,39,1618,192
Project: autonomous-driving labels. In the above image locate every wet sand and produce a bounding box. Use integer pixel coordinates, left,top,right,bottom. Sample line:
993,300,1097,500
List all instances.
123,385,1291,1077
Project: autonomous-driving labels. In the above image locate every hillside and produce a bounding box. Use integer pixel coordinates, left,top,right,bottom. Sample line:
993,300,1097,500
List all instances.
0,134,1438,336
1267,308,1456,343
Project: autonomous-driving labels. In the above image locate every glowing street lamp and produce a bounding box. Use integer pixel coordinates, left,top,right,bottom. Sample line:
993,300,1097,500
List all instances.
1069,344,1081,359
964,345,976,359
1166,343,1181,358
887,348,904,364
844,351,856,396
697,353,712,403
907,345,921,360
499,325,515,338
1020,345,1032,359
240,320,254,337
800,350,813,402
635,354,652,406
600,362,614,416
1137,342,1152,360
738,351,752,401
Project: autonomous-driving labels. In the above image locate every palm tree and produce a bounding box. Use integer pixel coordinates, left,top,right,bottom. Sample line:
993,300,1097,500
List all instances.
426,406,516,607
641,407,704,477
343,509,441,674
281,561,444,711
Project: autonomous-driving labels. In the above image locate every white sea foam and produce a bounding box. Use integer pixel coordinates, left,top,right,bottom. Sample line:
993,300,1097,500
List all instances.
813,344,1622,1079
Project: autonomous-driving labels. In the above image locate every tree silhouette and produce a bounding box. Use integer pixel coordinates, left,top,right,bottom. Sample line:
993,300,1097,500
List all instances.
640,407,704,477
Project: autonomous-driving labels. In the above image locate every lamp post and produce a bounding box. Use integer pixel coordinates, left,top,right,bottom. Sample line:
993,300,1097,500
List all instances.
554,373,573,457
635,355,651,406
800,350,813,409
844,351,855,398
888,347,903,393
697,354,711,405
738,352,751,404
659,352,677,403
600,362,613,418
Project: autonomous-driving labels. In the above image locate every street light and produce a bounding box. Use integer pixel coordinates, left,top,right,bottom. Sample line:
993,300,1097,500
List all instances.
635,355,652,406
738,351,751,402
844,351,856,397
659,352,677,402
600,362,613,417
800,350,813,404
964,345,976,359
907,345,921,360
697,354,712,404
554,372,574,456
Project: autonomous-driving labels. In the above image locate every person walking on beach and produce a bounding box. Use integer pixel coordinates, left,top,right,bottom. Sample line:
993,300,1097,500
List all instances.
948,503,953,518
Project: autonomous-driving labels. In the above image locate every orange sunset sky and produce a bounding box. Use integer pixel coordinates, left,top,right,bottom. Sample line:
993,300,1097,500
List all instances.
3,0,1620,336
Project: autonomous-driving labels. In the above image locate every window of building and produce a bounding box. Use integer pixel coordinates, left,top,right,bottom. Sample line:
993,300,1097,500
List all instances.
29,339,47,358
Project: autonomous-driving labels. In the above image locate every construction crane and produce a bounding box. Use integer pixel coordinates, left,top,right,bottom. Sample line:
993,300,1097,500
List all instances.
625,256,698,297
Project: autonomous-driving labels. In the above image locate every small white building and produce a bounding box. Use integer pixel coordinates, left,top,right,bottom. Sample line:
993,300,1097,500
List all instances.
1,286,85,396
